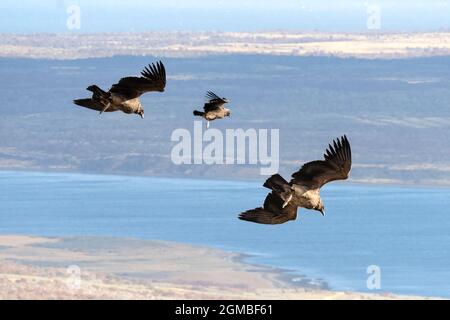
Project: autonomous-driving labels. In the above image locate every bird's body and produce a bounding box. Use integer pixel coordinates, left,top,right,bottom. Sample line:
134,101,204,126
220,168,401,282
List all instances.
193,91,230,128
110,95,143,114
203,107,230,121
290,185,322,209
239,136,352,225
74,61,166,119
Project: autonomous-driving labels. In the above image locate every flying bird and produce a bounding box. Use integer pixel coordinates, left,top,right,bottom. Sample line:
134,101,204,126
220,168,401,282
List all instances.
239,135,352,225
73,61,166,119
193,91,231,128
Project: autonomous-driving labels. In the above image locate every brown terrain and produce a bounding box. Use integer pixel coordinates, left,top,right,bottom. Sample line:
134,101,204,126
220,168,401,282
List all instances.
0,235,437,300
1,31,450,60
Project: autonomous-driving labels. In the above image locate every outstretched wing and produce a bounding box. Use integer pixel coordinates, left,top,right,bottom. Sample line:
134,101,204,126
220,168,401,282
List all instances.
204,91,227,112
291,135,352,189
238,192,298,225
109,61,166,98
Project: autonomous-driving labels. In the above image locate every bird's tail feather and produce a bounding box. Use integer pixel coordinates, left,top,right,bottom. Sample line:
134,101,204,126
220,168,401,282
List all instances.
193,110,204,117
87,85,110,101
263,174,292,207
87,85,106,95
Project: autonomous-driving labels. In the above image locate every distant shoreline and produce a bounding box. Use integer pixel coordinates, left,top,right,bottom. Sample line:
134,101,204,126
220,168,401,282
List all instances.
0,235,436,300
2,168,450,190
1,31,450,60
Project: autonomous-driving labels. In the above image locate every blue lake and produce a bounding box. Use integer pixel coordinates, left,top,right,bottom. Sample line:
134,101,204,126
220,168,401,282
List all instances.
1,170,449,297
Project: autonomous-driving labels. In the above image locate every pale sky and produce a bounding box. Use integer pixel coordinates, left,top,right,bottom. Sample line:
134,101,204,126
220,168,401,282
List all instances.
1,0,449,33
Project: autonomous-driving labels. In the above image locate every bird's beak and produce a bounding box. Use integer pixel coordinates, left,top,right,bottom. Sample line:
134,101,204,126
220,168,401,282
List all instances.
320,209,325,216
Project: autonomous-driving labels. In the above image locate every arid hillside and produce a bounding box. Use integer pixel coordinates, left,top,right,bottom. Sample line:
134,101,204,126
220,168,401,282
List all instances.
1,31,450,59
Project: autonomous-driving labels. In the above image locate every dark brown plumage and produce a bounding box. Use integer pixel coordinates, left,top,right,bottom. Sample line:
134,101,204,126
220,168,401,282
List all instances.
239,192,298,225
239,136,352,225
74,61,166,119
291,135,352,189
193,91,231,128
109,61,166,99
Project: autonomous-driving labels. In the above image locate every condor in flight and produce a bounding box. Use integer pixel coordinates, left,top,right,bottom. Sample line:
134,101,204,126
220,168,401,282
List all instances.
239,136,352,225
193,91,231,128
74,61,166,119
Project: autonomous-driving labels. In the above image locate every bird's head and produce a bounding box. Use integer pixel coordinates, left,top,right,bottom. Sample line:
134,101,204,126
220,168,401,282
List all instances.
136,109,144,119
225,109,231,117
315,201,325,216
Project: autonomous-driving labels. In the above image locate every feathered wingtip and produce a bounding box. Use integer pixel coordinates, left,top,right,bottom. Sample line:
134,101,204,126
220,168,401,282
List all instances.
141,61,166,86
205,91,228,103
205,91,220,100
324,135,351,163
238,208,273,224
238,207,292,225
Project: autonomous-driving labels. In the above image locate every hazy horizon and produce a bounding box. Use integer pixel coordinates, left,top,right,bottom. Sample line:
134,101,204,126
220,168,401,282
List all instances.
1,0,450,33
